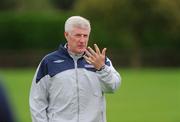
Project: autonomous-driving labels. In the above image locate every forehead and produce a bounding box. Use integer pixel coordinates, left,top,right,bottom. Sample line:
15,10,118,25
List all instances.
71,27,90,34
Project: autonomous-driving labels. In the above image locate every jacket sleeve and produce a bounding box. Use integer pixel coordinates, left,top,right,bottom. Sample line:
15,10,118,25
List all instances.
29,61,50,122
96,58,121,93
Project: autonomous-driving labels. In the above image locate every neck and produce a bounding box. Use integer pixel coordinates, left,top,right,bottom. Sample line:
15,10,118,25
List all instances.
64,44,84,59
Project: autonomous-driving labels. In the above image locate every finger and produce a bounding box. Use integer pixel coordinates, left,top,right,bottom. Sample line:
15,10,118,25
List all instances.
83,55,94,64
94,44,100,55
102,48,107,56
88,46,96,56
85,49,93,57
83,55,92,64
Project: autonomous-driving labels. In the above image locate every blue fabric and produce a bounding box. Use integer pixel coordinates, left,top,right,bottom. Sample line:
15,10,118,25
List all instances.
0,83,15,122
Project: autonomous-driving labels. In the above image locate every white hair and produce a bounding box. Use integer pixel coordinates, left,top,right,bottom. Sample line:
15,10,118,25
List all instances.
64,16,91,32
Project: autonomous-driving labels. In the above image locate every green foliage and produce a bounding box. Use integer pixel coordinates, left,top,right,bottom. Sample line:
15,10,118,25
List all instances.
1,0,180,67
50,0,76,10
0,0,17,10
75,0,180,49
74,0,180,67
0,12,69,50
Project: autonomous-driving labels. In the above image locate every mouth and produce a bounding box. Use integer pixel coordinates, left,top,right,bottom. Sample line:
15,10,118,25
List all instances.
78,45,85,49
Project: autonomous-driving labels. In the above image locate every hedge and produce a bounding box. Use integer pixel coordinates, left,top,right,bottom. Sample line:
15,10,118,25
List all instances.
0,12,69,50
0,12,180,51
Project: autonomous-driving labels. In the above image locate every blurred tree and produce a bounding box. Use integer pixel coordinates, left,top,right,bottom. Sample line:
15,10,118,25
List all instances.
75,0,180,67
50,0,76,10
0,0,17,10
17,0,53,11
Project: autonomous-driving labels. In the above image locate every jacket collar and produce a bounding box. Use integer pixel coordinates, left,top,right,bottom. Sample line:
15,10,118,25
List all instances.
58,43,85,60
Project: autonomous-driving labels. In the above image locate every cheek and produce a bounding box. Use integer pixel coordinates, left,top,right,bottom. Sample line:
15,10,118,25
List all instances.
68,37,75,44
70,40,78,49
85,39,89,45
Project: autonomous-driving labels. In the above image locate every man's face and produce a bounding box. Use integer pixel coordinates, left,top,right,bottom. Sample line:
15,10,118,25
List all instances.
65,27,90,54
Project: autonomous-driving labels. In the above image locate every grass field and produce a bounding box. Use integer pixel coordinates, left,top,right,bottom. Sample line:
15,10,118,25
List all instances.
0,68,180,122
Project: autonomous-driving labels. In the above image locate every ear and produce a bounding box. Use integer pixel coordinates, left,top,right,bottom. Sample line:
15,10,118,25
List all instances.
64,32,68,40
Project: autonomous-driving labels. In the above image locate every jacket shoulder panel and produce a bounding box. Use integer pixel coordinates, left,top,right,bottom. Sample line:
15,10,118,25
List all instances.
36,50,74,83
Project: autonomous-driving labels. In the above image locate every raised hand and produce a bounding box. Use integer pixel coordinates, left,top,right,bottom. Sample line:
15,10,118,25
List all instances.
83,44,107,70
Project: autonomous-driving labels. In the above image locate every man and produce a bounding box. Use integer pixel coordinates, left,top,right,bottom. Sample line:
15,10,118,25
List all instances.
29,16,121,122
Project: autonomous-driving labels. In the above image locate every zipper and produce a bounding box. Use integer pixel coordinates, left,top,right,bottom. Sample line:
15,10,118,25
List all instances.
74,59,80,122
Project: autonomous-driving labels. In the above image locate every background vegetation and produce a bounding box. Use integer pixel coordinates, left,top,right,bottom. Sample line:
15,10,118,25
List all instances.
0,0,180,68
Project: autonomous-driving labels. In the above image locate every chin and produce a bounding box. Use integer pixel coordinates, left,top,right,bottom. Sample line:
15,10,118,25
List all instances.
77,49,85,54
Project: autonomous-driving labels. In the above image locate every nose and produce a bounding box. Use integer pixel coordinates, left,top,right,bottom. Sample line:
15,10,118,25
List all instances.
79,34,87,41
79,37,85,43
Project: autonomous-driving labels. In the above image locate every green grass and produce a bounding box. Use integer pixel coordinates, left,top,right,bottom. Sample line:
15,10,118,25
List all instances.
0,68,180,122
107,68,180,122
